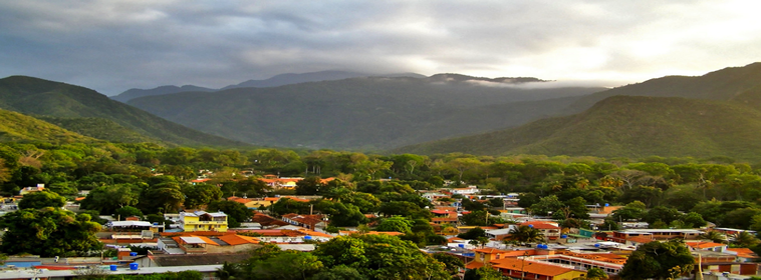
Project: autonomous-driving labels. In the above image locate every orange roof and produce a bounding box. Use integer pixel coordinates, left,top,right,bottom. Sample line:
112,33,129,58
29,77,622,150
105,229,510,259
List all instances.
686,242,726,249
191,178,211,183
218,234,260,245
474,248,509,254
448,237,465,242
298,230,334,238
489,258,574,276
500,250,536,257
727,248,758,259
627,236,654,244
75,197,86,201
366,231,405,236
519,221,559,230
465,262,485,269
264,197,280,201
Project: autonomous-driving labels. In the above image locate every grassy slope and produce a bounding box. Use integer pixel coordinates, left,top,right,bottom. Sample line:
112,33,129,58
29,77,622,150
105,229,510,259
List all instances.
37,116,161,144
0,109,95,143
0,76,248,147
395,95,761,161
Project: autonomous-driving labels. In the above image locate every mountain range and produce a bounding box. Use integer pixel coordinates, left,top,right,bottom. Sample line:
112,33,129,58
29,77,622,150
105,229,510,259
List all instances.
111,70,428,103
395,63,761,161
126,74,603,150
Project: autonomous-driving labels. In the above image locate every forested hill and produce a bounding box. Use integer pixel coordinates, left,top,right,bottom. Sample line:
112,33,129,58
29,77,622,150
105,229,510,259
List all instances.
563,62,761,114
0,108,95,143
127,75,605,150
0,76,249,148
394,95,761,161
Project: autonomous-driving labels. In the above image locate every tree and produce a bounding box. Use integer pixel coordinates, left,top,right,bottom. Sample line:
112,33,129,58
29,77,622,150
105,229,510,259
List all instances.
431,253,464,276
529,195,563,216
463,265,504,280
79,183,140,215
313,235,450,280
698,231,728,244
18,191,66,209
114,206,143,221
207,200,252,228
504,225,544,245
732,231,760,248
458,227,487,240
0,208,101,257
618,241,694,280
643,206,682,225
461,210,490,226
182,183,223,209
375,216,412,233
296,176,323,195
310,265,367,280
611,201,646,222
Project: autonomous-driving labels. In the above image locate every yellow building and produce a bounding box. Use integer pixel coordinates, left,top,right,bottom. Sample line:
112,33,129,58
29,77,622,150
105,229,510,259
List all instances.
180,211,228,232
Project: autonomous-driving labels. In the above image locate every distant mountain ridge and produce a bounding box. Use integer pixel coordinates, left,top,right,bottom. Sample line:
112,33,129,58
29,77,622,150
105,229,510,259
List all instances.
0,76,249,147
112,70,428,102
112,85,215,103
127,74,604,150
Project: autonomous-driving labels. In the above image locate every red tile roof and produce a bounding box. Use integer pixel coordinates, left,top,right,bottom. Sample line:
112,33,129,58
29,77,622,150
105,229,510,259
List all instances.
489,258,574,276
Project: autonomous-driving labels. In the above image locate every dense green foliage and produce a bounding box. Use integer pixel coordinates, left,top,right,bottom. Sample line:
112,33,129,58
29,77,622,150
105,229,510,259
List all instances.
18,191,66,209
0,76,247,147
0,208,101,257
218,236,450,280
127,75,601,150
618,241,694,280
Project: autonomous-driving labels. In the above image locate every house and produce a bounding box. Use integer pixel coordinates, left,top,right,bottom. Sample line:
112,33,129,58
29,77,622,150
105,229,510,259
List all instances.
450,186,480,195
527,251,627,275
686,241,728,253
726,248,759,262
431,209,458,225
519,221,561,241
281,213,326,230
607,229,701,242
488,258,586,280
19,184,45,195
179,211,228,232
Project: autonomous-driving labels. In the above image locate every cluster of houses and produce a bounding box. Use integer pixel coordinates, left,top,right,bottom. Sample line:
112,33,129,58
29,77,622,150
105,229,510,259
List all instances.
3,178,761,280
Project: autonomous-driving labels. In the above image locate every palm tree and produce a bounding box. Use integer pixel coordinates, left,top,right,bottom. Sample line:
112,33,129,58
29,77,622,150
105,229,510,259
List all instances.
698,231,728,244
504,225,545,245
732,231,760,247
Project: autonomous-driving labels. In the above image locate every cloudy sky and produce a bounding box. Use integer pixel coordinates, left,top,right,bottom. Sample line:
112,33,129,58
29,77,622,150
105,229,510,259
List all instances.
1,0,760,95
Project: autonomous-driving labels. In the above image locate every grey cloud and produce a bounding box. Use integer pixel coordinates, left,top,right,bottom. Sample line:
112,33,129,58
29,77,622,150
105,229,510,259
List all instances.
0,0,759,94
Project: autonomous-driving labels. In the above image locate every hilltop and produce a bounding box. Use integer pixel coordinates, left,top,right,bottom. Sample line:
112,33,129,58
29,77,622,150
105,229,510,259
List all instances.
563,62,761,114
0,76,249,147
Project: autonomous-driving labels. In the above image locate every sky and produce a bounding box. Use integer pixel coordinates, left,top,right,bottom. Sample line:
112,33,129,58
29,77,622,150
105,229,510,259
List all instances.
1,0,760,95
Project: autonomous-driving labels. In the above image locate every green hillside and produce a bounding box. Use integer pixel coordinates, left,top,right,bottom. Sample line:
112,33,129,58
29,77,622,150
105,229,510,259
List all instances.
394,95,761,161
0,108,95,143
127,75,603,150
0,76,249,147
37,116,161,144
564,62,761,113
